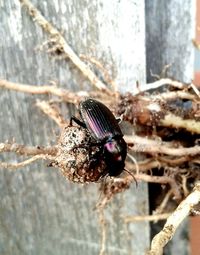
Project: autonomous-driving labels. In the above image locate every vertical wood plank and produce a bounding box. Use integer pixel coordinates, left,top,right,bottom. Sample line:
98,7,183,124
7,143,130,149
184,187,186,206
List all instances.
0,1,149,254
146,0,195,83
145,1,195,254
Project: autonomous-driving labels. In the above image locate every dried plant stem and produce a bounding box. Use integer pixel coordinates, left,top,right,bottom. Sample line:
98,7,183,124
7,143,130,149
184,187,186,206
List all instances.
124,213,171,223
126,135,200,156
144,78,187,92
154,190,173,214
190,83,200,97
0,142,57,156
135,173,181,199
36,100,67,127
126,159,160,172
98,208,107,255
19,0,112,95
161,114,200,134
80,54,118,91
0,79,79,103
0,154,54,170
146,182,200,255
153,91,196,100
126,156,194,174
2,79,199,134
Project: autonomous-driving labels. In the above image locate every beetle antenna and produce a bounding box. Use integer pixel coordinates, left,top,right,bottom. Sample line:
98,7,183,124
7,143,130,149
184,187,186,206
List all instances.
127,153,139,175
124,168,138,187
125,153,139,187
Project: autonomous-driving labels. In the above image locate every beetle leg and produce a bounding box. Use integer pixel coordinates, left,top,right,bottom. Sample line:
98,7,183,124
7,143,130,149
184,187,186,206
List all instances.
89,147,104,169
70,116,87,128
89,144,103,158
116,117,122,124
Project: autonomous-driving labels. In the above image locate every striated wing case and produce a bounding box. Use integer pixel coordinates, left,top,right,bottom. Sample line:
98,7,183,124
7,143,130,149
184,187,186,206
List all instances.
79,98,123,140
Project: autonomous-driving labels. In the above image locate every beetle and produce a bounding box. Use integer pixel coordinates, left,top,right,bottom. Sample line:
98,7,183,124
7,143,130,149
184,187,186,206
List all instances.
70,98,127,177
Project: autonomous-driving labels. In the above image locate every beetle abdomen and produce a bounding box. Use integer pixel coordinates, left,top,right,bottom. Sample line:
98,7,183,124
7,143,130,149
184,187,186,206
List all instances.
80,98,123,140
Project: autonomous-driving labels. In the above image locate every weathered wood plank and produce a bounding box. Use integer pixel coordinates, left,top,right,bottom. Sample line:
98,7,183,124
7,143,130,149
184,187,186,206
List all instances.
0,1,148,254
146,0,195,83
145,1,195,254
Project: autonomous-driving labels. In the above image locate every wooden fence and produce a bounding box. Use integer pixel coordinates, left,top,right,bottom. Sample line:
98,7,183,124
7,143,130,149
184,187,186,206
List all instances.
0,1,195,254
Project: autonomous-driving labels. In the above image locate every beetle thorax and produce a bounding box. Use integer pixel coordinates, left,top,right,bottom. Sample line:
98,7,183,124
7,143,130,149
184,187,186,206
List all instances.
104,138,122,161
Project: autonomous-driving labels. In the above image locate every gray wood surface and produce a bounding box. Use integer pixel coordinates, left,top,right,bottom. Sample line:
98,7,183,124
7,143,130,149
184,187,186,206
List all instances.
0,1,149,255
146,0,195,83
145,1,195,254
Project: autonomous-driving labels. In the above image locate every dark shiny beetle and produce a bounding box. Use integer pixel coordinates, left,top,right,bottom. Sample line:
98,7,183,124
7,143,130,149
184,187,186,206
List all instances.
71,98,127,177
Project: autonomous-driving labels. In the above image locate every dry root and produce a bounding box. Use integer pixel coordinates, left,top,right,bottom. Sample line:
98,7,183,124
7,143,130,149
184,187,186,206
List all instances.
0,1,200,254
1,78,199,205
146,182,200,255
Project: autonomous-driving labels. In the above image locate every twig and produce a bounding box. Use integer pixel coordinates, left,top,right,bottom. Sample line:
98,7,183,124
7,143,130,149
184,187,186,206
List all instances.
119,92,200,134
150,64,172,80
134,174,173,185
146,78,186,90
126,156,194,174
36,100,67,127
97,198,108,255
126,159,161,172
161,114,200,134
154,190,173,214
124,213,171,223
80,54,118,91
126,135,200,156
19,0,113,95
153,91,197,101
146,182,200,255
190,83,200,98
181,175,190,197
158,156,190,166
0,142,57,156
0,154,54,169
133,78,188,95
0,79,80,103
98,208,107,255
134,173,181,199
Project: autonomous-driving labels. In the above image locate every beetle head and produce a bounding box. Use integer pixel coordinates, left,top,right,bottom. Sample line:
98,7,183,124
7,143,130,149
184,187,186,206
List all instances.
103,137,127,177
